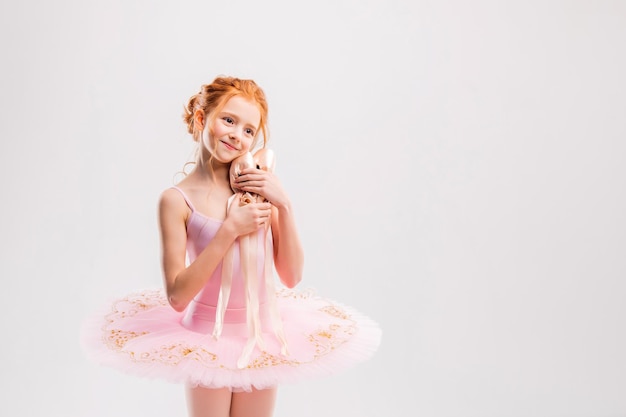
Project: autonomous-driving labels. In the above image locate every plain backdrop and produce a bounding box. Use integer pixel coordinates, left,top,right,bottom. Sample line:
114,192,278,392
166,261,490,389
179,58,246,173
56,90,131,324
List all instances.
1,1,625,416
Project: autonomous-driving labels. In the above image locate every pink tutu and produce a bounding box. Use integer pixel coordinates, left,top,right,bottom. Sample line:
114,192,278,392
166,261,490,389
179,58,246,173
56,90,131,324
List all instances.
81,187,381,391
80,286,382,392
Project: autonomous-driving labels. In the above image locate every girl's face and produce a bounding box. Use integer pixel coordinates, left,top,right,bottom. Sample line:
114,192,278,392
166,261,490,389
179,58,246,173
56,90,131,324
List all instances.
202,95,261,163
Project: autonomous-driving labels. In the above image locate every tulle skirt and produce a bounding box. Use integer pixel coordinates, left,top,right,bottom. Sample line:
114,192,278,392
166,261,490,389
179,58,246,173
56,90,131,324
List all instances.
80,287,382,392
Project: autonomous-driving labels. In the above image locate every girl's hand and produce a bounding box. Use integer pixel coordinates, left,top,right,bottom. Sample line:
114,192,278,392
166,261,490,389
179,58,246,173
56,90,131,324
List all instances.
224,194,272,236
234,168,289,208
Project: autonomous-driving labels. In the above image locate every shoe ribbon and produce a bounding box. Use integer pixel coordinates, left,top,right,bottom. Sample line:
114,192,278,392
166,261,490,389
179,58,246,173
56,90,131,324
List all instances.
212,149,289,369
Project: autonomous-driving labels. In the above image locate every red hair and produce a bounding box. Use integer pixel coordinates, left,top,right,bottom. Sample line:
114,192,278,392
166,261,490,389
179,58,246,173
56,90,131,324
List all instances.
183,76,269,150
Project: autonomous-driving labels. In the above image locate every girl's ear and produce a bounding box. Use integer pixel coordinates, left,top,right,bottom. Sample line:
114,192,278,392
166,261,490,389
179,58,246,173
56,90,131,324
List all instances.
194,110,205,132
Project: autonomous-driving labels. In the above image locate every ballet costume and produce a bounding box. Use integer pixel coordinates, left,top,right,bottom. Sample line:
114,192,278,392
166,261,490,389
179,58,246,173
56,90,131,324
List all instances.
80,186,382,392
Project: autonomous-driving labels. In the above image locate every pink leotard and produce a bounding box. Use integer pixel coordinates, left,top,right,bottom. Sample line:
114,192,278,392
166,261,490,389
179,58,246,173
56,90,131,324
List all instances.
172,186,271,331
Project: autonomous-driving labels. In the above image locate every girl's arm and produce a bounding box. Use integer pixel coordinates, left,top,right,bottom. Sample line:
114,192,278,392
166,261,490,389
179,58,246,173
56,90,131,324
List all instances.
158,188,271,311
270,201,304,288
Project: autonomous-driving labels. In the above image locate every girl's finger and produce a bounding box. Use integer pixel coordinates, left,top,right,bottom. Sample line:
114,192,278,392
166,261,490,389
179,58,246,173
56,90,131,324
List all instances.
239,167,262,176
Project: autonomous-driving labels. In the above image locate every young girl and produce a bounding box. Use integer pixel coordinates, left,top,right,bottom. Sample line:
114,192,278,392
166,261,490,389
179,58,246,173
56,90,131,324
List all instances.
81,76,382,417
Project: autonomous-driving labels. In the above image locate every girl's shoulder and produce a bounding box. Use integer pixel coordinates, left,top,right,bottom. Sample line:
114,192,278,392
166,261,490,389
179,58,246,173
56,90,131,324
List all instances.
159,185,194,219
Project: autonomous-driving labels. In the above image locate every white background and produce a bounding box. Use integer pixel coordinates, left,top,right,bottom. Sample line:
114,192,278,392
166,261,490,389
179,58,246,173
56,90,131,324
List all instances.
1,1,625,416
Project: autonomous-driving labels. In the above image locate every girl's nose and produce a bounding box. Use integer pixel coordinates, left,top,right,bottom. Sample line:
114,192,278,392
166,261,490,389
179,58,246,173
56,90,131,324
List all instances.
231,128,246,141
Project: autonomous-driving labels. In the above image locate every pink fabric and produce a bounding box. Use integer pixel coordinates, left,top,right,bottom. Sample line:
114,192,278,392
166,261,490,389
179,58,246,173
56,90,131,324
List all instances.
176,188,268,311
80,187,382,392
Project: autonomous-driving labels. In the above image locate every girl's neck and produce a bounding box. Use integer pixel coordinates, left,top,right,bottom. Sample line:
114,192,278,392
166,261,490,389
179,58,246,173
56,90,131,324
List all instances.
195,152,230,188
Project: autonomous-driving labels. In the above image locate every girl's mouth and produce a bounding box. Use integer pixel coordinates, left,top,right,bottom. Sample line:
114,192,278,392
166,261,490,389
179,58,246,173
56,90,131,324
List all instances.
221,140,238,151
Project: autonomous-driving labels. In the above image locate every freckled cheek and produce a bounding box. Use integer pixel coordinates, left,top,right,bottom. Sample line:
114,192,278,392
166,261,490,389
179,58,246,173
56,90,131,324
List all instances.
243,137,255,151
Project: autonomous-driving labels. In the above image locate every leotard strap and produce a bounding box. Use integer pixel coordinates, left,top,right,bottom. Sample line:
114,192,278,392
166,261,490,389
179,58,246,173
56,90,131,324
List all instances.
170,186,197,212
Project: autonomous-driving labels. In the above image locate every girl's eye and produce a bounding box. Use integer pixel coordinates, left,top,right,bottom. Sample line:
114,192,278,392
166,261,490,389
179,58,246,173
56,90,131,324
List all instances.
245,128,255,136
223,117,234,124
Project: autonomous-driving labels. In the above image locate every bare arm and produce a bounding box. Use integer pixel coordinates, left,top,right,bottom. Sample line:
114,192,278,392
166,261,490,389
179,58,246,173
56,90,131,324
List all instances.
270,201,304,288
158,188,271,312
